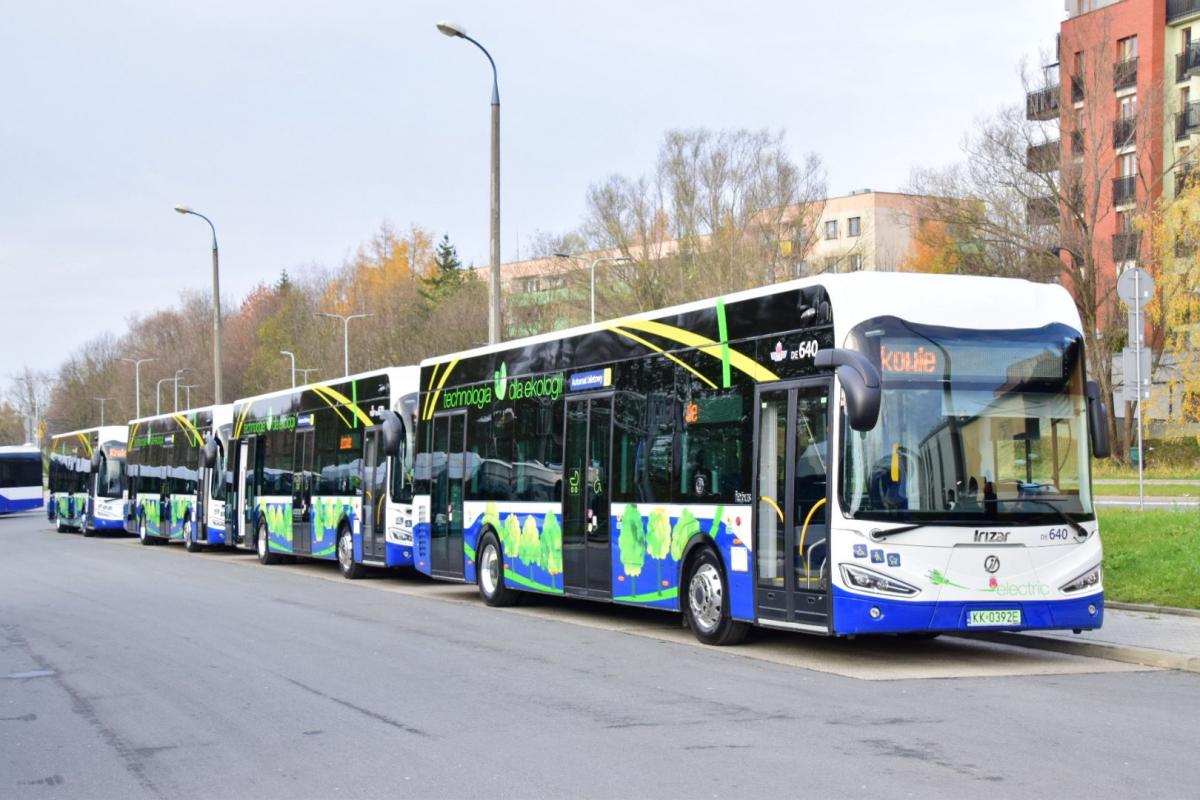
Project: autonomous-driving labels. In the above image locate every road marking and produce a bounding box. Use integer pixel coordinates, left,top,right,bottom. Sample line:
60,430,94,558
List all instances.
111,537,1154,682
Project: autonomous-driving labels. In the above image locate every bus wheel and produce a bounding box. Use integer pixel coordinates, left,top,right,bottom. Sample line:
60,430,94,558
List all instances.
337,525,366,580
183,517,202,553
477,534,517,607
256,522,281,565
138,516,155,546
82,522,95,538
684,548,748,646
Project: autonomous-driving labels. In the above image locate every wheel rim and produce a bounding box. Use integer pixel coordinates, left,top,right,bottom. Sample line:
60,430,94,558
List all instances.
689,563,724,634
184,519,192,542
338,531,352,571
139,518,146,541
258,530,267,558
480,543,499,597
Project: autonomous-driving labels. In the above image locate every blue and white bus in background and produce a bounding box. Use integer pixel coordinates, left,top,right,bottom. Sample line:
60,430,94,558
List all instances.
0,445,44,515
413,272,1108,644
193,404,234,551
228,367,420,578
125,409,214,546
47,426,129,535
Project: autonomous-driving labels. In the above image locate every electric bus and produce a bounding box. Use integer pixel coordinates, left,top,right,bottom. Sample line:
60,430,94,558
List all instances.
47,426,129,535
126,409,217,546
0,445,43,514
193,404,235,551
228,367,420,578
412,272,1109,644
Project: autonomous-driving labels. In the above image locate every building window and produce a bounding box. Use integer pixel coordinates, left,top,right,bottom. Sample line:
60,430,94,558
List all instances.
824,256,838,273
1119,94,1137,120
849,254,864,271
824,220,838,240
1118,35,1137,61
1116,209,1133,233
1121,152,1137,177
847,217,861,237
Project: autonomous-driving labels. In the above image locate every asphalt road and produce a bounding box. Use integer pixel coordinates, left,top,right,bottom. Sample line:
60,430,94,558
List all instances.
2,512,1198,799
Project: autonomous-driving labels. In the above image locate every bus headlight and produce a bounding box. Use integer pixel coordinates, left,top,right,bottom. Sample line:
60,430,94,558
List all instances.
1060,564,1102,594
839,564,920,597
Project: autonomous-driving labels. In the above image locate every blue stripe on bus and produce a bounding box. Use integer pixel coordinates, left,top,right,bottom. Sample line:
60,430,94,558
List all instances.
831,587,1103,635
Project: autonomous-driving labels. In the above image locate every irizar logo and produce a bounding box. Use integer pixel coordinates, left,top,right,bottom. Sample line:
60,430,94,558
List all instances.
494,362,508,400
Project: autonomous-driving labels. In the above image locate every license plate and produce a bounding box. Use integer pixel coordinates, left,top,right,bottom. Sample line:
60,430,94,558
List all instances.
967,609,1021,627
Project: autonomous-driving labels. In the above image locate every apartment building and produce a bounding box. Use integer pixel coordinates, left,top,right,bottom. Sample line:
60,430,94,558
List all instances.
797,190,925,274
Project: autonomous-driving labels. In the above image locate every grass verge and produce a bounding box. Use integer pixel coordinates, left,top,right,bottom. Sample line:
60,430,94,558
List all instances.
1093,483,1199,497
1099,508,1200,608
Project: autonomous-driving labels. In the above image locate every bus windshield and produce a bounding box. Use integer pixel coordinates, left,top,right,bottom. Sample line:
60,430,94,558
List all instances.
96,451,125,499
840,317,1094,524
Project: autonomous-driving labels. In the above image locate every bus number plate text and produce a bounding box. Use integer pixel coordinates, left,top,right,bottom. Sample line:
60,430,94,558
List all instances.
967,609,1021,627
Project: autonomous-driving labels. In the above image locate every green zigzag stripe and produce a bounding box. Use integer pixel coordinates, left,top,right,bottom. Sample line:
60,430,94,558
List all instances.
617,587,679,604
464,543,476,562
503,568,563,595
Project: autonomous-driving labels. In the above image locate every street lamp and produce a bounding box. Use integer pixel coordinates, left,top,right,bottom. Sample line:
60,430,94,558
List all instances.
94,397,108,426
173,368,191,412
155,377,173,416
316,312,372,376
174,205,224,404
120,357,156,418
554,253,634,324
180,384,199,409
297,367,320,383
280,350,296,388
437,20,501,344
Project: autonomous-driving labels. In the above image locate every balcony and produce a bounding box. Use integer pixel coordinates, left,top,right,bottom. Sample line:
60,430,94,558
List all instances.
1113,117,1137,150
1113,175,1137,206
1112,232,1141,263
1177,101,1200,140
1178,42,1200,82
1071,130,1085,157
1114,57,1138,91
1026,140,1060,173
1026,196,1060,226
1168,0,1200,23
1071,75,1084,103
1026,86,1060,121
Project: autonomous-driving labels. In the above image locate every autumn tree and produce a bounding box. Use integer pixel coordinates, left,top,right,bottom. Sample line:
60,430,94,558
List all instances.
0,401,27,445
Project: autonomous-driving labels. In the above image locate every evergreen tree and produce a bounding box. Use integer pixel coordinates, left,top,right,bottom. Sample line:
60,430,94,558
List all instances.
420,235,466,306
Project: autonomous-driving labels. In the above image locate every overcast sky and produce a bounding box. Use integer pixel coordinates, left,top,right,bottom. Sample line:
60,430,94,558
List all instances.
0,0,1064,381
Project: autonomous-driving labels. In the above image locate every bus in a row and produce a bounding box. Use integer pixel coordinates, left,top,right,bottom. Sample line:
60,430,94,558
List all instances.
0,445,43,514
47,426,128,534
52,272,1110,645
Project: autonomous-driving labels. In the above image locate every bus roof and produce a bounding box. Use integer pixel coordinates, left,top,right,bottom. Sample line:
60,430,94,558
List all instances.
50,425,128,442
232,365,420,411
420,272,1081,367
129,404,232,427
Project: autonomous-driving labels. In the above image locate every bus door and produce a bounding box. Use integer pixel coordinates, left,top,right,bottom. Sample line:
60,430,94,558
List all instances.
754,381,832,630
562,394,613,599
197,453,210,542
361,429,387,561
429,412,466,579
292,429,315,556
239,435,259,546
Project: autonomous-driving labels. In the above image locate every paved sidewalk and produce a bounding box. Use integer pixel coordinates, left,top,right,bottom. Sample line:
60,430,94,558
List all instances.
963,606,1200,673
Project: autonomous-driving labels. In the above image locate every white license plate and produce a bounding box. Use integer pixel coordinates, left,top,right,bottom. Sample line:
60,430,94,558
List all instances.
967,609,1021,627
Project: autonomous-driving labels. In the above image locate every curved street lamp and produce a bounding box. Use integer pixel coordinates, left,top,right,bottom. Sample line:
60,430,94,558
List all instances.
437,20,501,344
554,253,634,324
174,205,224,403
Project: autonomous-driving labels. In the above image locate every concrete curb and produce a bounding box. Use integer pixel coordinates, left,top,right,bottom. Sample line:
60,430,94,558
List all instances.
1106,601,1200,619
959,631,1200,674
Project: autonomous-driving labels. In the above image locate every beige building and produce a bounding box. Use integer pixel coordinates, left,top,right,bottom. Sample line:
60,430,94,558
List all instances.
788,189,926,274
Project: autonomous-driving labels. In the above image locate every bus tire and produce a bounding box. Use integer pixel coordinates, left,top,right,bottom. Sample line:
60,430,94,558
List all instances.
183,516,202,553
683,547,748,646
337,525,366,580
138,516,155,546
256,522,281,565
477,533,517,607
83,522,95,538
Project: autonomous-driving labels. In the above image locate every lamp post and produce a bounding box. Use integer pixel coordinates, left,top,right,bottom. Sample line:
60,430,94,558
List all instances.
437,20,501,344
180,384,199,409
94,397,108,426
554,253,634,324
174,205,223,403
297,367,320,383
316,312,372,376
155,377,173,416
280,350,296,388
121,357,156,418
173,368,190,412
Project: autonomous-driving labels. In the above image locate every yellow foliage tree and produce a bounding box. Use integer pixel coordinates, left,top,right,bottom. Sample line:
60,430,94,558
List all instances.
901,220,960,274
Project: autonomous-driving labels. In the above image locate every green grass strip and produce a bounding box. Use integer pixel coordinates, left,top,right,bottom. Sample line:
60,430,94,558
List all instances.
617,587,679,604
503,568,563,595
1098,508,1200,608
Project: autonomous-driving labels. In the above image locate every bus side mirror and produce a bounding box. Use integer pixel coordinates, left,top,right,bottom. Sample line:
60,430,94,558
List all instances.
815,348,881,432
1085,380,1111,459
90,452,102,471
201,438,218,469
380,412,404,455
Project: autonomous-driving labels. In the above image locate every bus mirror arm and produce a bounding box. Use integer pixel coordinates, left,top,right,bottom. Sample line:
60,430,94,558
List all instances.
814,348,881,432
379,412,404,456
1085,380,1111,459
90,452,102,471
201,437,218,469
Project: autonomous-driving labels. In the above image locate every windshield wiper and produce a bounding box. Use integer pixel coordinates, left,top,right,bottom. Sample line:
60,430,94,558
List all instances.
992,498,1090,538
868,522,928,539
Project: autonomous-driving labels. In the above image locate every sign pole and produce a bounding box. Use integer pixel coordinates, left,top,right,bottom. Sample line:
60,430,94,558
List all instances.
1134,269,1145,511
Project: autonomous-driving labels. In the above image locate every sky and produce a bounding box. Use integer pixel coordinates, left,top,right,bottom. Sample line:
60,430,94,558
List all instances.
0,0,1065,382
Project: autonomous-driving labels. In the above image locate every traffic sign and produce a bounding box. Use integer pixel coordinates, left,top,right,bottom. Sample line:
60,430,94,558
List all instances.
1121,347,1151,403
1117,267,1154,309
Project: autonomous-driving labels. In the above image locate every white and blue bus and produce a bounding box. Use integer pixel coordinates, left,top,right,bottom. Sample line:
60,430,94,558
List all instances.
228,367,420,577
126,409,221,546
412,272,1109,644
47,426,129,535
0,445,43,515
